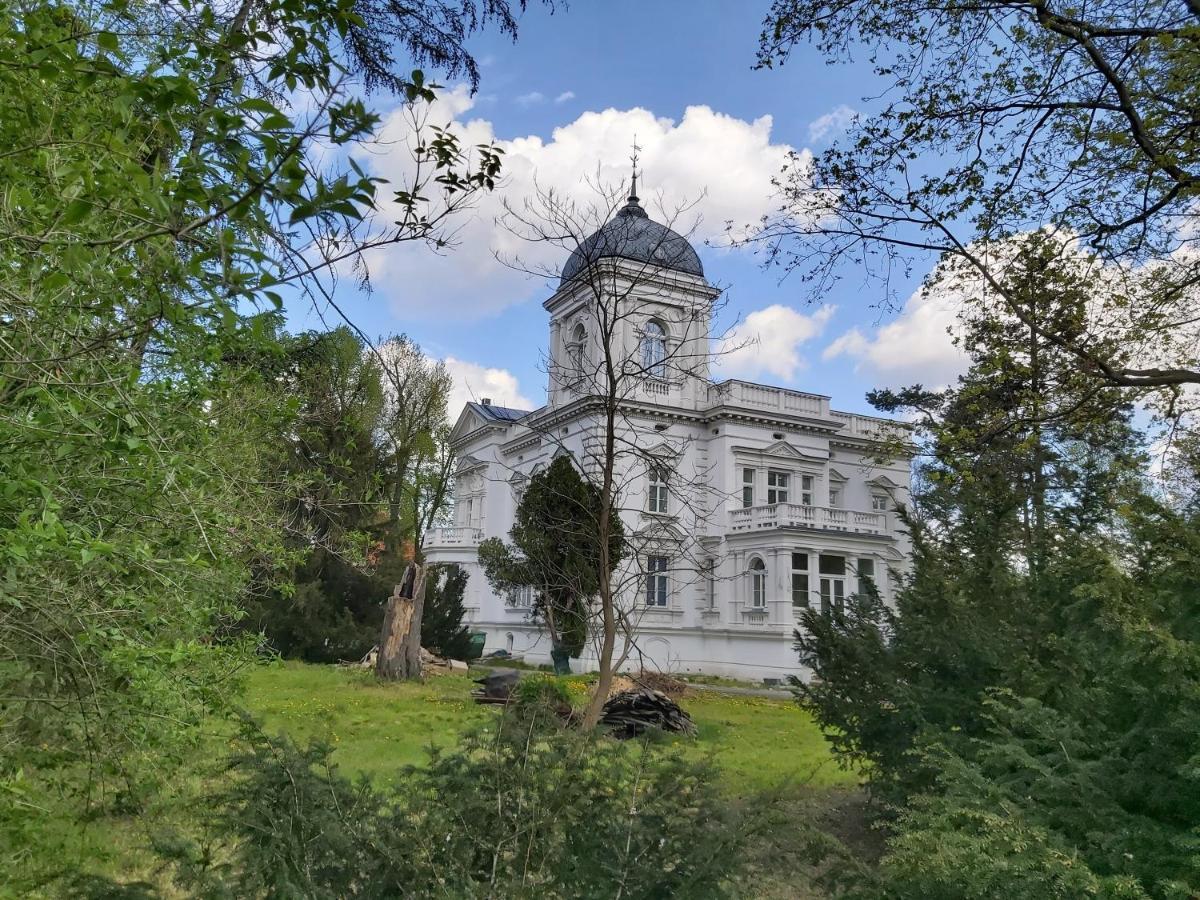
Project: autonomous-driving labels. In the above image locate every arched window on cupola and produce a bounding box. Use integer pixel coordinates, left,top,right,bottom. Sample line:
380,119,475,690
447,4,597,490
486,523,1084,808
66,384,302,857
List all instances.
568,322,586,381
641,319,667,378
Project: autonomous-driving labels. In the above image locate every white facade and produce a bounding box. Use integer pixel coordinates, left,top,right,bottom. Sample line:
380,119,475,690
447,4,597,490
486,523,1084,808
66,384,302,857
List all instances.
425,201,913,682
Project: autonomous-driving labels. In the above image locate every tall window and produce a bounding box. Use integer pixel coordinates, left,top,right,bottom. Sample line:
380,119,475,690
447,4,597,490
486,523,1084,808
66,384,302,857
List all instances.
871,493,888,512
645,555,669,607
800,475,814,506
829,486,842,508
856,557,876,596
818,554,845,613
704,557,716,610
648,465,669,514
749,557,767,607
742,467,755,508
568,322,586,379
642,320,667,378
791,552,810,608
767,470,789,504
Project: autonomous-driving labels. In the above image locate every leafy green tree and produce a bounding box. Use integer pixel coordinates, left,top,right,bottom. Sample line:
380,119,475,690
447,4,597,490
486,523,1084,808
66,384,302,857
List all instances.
479,456,627,665
420,564,474,660
0,0,534,885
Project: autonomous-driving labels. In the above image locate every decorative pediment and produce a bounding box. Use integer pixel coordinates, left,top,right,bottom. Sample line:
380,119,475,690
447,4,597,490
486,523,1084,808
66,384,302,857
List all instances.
735,440,829,463
828,466,849,483
644,441,681,461
448,406,488,446
636,518,688,544
455,454,486,474
869,474,905,490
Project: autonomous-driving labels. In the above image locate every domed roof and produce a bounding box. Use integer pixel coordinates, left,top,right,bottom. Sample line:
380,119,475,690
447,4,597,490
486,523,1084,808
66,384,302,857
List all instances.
560,193,704,286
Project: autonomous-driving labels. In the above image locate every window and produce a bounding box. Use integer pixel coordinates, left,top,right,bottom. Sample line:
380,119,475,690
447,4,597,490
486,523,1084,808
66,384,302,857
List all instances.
871,493,888,512
505,632,515,652
741,467,755,508
767,470,790,504
704,557,716,610
645,555,669,606
800,474,814,506
749,557,767,608
856,558,876,596
648,466,669,514
818,554,845,614
642,320,667,378
829,487,842,508
791,552,810,608
509,585,534,608
568,322,586,379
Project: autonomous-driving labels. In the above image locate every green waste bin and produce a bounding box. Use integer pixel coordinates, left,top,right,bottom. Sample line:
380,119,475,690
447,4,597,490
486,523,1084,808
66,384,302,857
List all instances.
467,631,487,661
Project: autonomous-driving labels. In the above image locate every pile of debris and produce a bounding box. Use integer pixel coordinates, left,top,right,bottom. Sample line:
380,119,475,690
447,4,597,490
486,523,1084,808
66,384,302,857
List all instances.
599,688,697,739
471,669,521,704
355,645,467,675
634,670,688,698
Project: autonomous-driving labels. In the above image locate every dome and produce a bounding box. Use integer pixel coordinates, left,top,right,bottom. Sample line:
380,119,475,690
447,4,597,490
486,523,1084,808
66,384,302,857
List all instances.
559,193,704,285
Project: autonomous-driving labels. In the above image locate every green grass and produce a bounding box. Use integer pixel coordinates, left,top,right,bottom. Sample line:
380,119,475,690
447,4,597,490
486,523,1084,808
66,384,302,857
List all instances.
17,661,860,897
242,661,856,791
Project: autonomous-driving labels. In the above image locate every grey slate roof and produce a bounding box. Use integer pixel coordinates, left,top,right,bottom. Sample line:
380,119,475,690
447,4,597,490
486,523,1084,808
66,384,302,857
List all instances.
560,195,704,286
467,401,529,423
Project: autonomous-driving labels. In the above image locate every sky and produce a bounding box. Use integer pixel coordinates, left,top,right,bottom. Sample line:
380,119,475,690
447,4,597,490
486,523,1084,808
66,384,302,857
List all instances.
291,0,968,417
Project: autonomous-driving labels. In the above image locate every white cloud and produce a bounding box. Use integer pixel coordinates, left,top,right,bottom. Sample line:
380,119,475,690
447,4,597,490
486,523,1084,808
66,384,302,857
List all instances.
443,356,535,414
822,283,968,388
554,91,575,104
515,91,545,107
357,94,800,320
807,104,858,144
718,304,836,381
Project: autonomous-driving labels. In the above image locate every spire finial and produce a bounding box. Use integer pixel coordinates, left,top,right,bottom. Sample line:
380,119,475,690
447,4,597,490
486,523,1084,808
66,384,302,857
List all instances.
629,136,641,202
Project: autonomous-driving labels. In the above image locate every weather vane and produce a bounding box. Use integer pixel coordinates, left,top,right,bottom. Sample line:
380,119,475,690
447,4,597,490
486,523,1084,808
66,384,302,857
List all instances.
630,135,641,200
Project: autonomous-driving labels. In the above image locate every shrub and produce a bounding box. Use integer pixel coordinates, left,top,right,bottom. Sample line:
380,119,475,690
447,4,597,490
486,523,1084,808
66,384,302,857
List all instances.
151,709,757,899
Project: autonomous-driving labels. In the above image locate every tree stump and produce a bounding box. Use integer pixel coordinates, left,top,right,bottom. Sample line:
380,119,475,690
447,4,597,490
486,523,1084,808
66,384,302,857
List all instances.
376,562,427,680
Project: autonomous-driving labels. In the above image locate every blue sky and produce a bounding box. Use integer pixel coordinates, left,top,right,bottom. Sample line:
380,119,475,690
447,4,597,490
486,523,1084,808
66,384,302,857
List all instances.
294,0,965,416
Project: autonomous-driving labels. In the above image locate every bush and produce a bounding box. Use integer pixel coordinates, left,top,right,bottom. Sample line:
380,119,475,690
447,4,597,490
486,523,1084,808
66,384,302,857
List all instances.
150,708,757,899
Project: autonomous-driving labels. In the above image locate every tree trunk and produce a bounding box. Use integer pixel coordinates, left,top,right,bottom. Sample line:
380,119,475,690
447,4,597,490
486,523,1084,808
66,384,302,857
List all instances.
376,562,427,680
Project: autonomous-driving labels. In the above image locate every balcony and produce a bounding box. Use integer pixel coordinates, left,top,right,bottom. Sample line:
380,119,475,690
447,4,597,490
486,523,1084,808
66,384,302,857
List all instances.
729,503,887,536
424,525,484,549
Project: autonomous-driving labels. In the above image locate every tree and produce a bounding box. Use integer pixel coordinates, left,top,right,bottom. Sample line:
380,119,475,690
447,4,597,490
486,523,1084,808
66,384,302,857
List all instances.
0,0,536,882
498,176,746,727
420,564,474,660
479,456,627,670
791,242,1200,895
752,0,1200,425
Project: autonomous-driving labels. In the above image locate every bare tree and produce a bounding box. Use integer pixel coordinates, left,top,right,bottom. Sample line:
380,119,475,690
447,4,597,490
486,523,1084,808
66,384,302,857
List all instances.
749,0,1200,429
496,170,750,728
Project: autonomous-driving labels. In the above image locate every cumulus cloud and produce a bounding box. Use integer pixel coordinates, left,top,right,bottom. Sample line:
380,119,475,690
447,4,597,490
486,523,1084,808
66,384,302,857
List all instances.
717,304,836,382
444,356,536,414
822,284,968,388
356,92,799,320
807,104,858,144
515,91,545,107
554,91,575,104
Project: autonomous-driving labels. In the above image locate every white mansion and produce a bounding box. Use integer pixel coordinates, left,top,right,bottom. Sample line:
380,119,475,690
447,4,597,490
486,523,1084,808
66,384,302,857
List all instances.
424,186,913,681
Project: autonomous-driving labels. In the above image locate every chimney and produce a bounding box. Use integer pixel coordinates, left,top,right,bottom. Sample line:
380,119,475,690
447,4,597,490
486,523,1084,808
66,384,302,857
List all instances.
480,397,492,406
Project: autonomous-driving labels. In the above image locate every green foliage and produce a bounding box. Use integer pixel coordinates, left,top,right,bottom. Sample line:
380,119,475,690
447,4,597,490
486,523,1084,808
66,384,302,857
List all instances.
148,708,756,899
420,564,473,660
480,456,626,656
0,0,524,885
795,239,1199,895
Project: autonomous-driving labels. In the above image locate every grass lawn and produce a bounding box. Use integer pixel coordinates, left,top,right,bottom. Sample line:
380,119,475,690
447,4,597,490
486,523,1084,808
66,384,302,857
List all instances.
243,661,858,792
26,660,863,897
